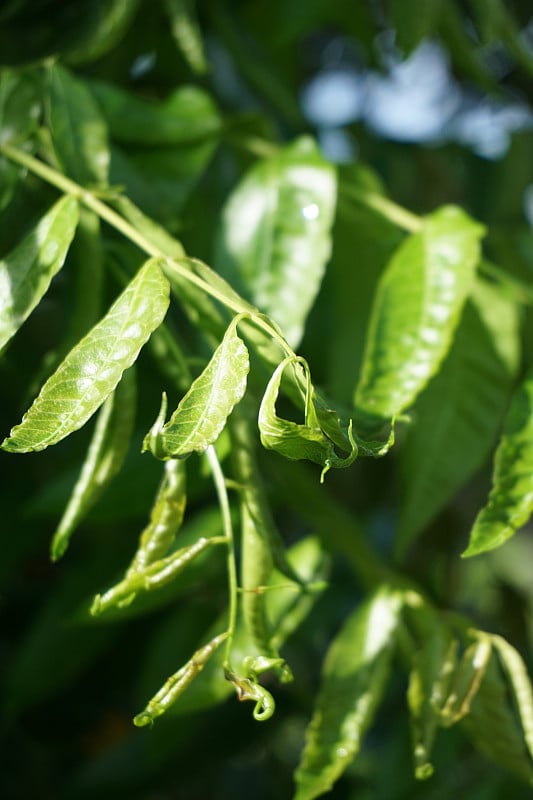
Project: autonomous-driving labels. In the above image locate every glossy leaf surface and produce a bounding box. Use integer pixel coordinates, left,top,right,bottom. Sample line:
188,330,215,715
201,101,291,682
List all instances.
0,195,79,351
144,321,249,459
218,136,337,347
2,258,169,452
354,205,484,421
293,587,403,800
463,370,533,557
46,63,110,185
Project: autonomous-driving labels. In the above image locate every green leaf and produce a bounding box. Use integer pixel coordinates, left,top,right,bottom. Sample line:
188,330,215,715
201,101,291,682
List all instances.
46,64,110,186
89,80,220,146
293,587,403,800
2,258,170,452
354,205,485,422
217,136,337,348
258,356,357,480
50,365,137,561
388,0,443,54
64,0,140,64
405,597,458,779
462,639,533,784
463,369,533,557
398,281,520,554
0,195,79,351
0,68,41,209
164,0,208,74
144,320,250,459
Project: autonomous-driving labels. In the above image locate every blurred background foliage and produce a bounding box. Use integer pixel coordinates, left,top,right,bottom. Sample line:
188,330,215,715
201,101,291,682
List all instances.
1,1,533,798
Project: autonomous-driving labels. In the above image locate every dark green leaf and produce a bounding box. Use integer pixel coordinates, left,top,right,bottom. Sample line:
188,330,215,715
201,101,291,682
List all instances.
388,0,443,54
2,258,169,452
0,195,79,351
0,68,41,209
46,63,110,186
293,586,403,800
354,205,485,422
144,320,250,459
463,370,533,557
51,365,137,561
90,80,220,145
164,0,208,74
217,136,337,348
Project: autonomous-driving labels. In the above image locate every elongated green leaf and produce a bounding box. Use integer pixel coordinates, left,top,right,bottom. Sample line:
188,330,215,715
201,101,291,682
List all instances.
258,357,357,480
51,366,137,561
463,370,533,557
0,68,41,210
405,598,458,779
2,258,170,453
217,136,337,348
0,195,79,351
165,0,208,74
354,205,485,422
388,0,443,54
64,0,140,64
46,64,110,186
462,644,533,784
293,587,403,800
127,458,187,574
440,635,492,725
492,634,533,761
90,80,220,145
144,321,249,459
398,280,520,554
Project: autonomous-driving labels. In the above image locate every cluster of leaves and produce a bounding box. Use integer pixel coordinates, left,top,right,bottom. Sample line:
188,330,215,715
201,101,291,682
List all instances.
2,1,533,798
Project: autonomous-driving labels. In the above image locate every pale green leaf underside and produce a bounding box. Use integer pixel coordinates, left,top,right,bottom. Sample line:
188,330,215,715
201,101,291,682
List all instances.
0,195,79,351
145,322,250,458
355,205,485,420
2,258,169,453
463,371,533,557
293,587,403,800
218,136,337,348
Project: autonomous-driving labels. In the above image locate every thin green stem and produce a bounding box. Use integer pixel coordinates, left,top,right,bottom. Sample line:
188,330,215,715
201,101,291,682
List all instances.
340,183,423,233
205,445,238,669
0,142,297,358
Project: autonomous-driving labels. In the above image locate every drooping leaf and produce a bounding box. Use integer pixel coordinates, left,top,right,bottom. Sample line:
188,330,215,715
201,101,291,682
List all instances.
491,634,533,761
388,0,443,54
0,195,79,351
354,205,485,424
2,258,170,452
127,458,187,574
143,320,249,459
89,80,220,145
46,63,110,186
293,587,403,800
462,639,533,784
439,634,493,725
50,365,137,561
258,356,357,480
217,136,337,348
405,597,458,779
463,369,533,557
398,280,520,554
64,0,140,64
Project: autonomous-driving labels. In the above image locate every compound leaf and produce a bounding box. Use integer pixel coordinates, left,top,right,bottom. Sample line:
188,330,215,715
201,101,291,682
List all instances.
0,195,79,351
2,258,169,452
354,205,484,423
293,587,403,800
